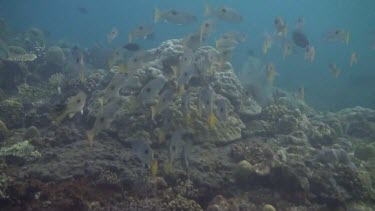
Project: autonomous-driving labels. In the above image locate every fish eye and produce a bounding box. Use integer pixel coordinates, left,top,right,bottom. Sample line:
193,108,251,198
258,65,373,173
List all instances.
76,58,80,63
144,149,149,154
221,8,226,13
206,100,209,105
133,58,138,62
146,87,151,92
171,10,177,15
77,99,81,103
139,26,143,30
184,72,188,76
100,117,105,123
335,30,340,34
172,146,176,151
205,23,209,28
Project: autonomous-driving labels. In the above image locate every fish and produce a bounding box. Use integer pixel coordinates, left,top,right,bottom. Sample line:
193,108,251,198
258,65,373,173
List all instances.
138,76,167,105
324,29,350,45
55,91,87,124
283,42,293,60
198,87,216,128
350,52,358,67
328,63,341,78
219,31,247,43
182,32,202,50
151,88,176,121
295,17,304,29
151,159,158,177
86,97,125,145
72,47,85,82
168,129,188,165
296,86,304,101
181,142,192,179
123,43,141,52
218,49,233,67
128,24,154,43
177,62,197,95
265,63,277,85
216,36,239,52
108,47,126,68
154,8,197,25
274,16,288,37
304,46,316,63
214,98,228,121
181,90,191,126
263,32,272,54
200,19,217,45
107,27,119,44
77,7,88,14
99,73,127,104
131,140,154,168
205,4,243,23
292,29,309,48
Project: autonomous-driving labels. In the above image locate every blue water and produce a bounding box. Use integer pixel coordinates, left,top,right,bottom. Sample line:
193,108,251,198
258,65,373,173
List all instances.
1,0,375,111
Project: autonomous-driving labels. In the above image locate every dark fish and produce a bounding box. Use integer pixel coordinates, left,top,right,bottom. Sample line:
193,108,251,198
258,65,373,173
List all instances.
292,29,309,48
77,7,88,14
123,43,141,51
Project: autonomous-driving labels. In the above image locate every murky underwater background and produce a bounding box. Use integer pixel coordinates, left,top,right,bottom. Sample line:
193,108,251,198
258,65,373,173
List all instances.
1,0,374,110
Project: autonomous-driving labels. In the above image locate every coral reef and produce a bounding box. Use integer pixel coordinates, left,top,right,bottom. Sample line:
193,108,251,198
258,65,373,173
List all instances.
0,120,8,142
0,98,24,128
0,140,41,165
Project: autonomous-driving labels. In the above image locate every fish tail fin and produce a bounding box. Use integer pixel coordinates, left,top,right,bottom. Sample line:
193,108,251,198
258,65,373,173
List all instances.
128,33,133,43
151,105,158,121
177,84,185,96
54,110,68,124
184,112,191,126
118,63,128,74
154,7,161,23
127,95,139,112
204,2,211,17
200,28,205,46
86,129,95,146
345,31,350,46
157,128,166,144
68,112,76,119
171,65,179,79
151,159,158,177
208,112,216,129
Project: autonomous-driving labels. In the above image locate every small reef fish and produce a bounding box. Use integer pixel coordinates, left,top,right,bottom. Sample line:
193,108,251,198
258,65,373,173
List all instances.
168,129,187,165
72,47,85,82
304,46,315,63
274,16,288,37
177,63,197,95
131,140,154,169
55,91,87,124
296,86,305,101
138,76,167,105
77,7,88,14
181,90,191,126
99,73,127,105
295,16,304,29
205,4,243,23
125,50,154,72
151,87,176,121
107,27,119,44
198,87,216,128
219,31,247,44
265,63,277,85
182,32,201,50
292,29,309,48
123,42,141,52
128,24,154,43
282,42,293,60
216,36,239,52
154,8,197,25
263,32,272,54
350,52,358,67
214,98,228,121
324,29,350,45
181,142,192,179
87,97,124,145
200,19,217,45
328,63,341,78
